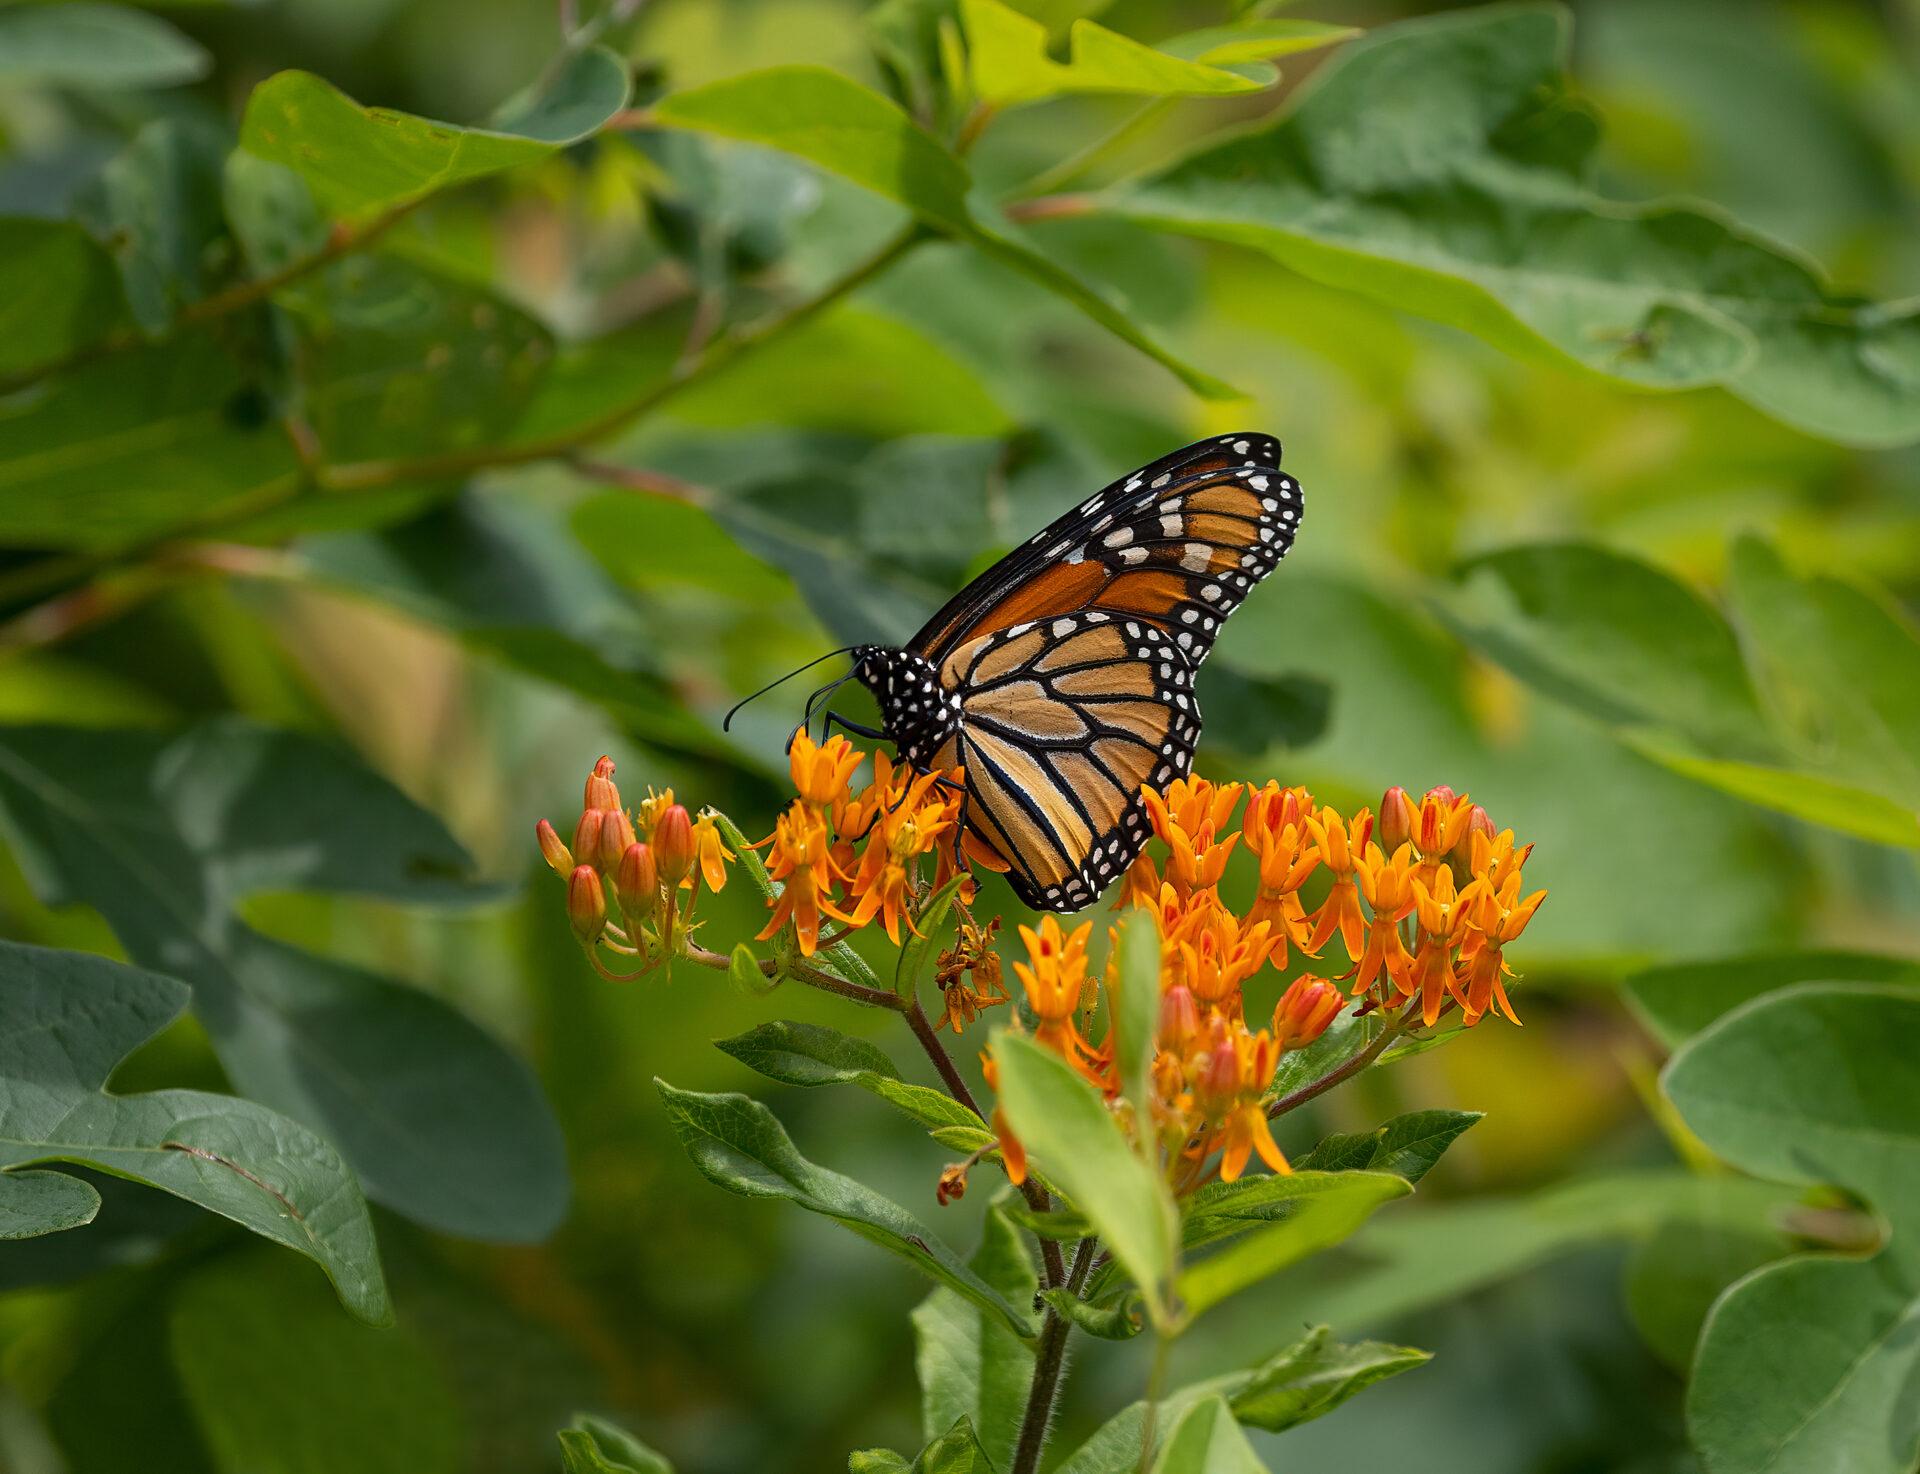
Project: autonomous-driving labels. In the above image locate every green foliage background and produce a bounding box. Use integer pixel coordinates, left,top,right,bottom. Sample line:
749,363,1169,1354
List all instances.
1,0,1918,1470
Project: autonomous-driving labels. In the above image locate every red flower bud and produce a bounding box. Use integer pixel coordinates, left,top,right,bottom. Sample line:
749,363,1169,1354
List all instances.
1379,786,1415,854
1158,984,1202,1051
936,1163,968,1206
534,819,573,876
1415,786,1466,856
652,804,695,886
597,807,637,870
584,755,619,813
571,810,602,868
1200,1040,1240,1104
615,842,658,920
1274,976,1342,1049
566,865,607,944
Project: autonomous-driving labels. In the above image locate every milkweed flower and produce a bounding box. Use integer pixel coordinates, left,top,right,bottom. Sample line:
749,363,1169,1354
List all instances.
1351,840,1419,996
757,800,851,956
1453,868,1546,1025
789,730,864,810
1241,782,1321,968
1303,806,1372,961
1143,777,1243,895
690,813,733,892
1012,916,1104,1075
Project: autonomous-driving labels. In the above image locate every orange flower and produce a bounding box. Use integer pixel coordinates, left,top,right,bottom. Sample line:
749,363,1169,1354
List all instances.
1195,1023,1288,1182
1411,785,1474,884
1241,782,1321,967
1012,917,1105,1074
1143,777,1243,894
1169,905,1271,1012
789,730,864,811
981,1052,1029,1186
1407,865,1470,1026
1272,975,1342,1050
934,918,1007,1034
1452,871,1546,1025
690,813,733,892
1303,807,1372,961
756,801,851,955
1350,841,1419,996
844,769,959,942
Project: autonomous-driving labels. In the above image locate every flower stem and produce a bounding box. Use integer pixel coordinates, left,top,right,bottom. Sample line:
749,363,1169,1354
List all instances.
1265,1001,1414,1120
1010,1236,1098,1474
904,996,982,1115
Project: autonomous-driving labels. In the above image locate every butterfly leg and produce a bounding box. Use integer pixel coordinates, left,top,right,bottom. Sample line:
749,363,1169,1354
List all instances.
822,710,887,744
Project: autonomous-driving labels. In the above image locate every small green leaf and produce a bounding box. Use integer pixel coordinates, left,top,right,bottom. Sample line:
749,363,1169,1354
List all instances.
1159,19,1361,65
989,1030,1179,1327
0,1170,102,1239
1624,950,1920,1049
0,4,208,89
0,941,388,1322
913,1203,1037,1468
1294,1109,1481,1185
1227,1325,1429,1432
715,1019,983,1132
1040,1286,1142,1340
726,944,773,995
849,1453,913,1474
557,1413,674,1474
899,872,974,996
962,0,1264,106
907,1418,999,1474
655,1080,1033,1338
490,46,633,144
1264,1007,1378,1103
1108,912,1160,1142
1150,1396,1266,1474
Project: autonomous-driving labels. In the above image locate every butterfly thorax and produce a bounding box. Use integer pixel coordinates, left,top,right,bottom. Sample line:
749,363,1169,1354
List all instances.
852,646,960,771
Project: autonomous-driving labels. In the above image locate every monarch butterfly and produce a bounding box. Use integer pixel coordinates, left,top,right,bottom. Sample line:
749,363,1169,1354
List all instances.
736,433,1302,913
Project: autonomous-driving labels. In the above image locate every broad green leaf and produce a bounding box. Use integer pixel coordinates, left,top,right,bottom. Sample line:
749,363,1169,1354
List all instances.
1263,1006,1377,1103
650,65,1239,399
74,119,228,335
1176,1170,1401,1263
0,722,568,1243
1108,912,1160,1139
1159,19,1361,65
1150,1396,1266,1474
1625,950,1920,1049
655,1081,1033,1338
1666,986,1920,1473
239,54,629,221
558,1413,674,1474
1442,541,1769,752
0,941,387,1322
1105,5,1920,446
1227,1325,1430,1433
912,1203,1037,1468
714,1019,983,1132
989,1030,1179,1326
1294,1110,1481,1186
962,0,1264,106
1626,740,1920,850
0,335,301,551
0,1169,101,1239
0,219,133,379
1175,1171,1409,1322
1624,1216,1788,1371
223,153,330,276
170,1250,456,1471
0,4,208,89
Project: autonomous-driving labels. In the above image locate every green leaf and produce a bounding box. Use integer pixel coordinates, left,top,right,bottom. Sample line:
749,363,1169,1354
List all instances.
1108,912,1160,1140
655,1080,1033,1338
0,219,133,380
1626,740,1920,850
714,1019,983,1132
1227,1324,1430,1433
989,1030,1179,1326
0,4,208,89
1039,1285,1142,1340
1194,665,1330,759
490,46,633,144
1150,1396,1266,1474
912,1203,1037,1468
650,65,1239,399
1624,1216,1788,1371
1263,1006,1377,1103
1159,19,1361,66
1105,5,1920,446
239,57,628,221
74,119,228,335
0,1169,102,1239
170,1250,456,1470
0,722,568,1243
849,1454,913,1474
898,872,974,996
1175,1171,1409,1323
557,1413,674,1474
1294,1110,1481,1186
0,941,388,1322
962,0,1264,106
907,1418,999,1474
726,943,772,995
1625,950,1920,1049
1666,986,1920,1474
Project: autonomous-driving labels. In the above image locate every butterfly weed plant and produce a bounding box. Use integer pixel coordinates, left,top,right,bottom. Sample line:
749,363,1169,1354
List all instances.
539,746,1544,1471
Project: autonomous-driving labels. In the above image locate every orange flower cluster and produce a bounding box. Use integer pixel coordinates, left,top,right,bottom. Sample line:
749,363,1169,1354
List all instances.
536,757,732,977
987,777,1544,1193
754,733,974,956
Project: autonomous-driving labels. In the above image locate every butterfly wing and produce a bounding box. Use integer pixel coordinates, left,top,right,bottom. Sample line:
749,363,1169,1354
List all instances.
909,432,1299,668
935,612,1199,911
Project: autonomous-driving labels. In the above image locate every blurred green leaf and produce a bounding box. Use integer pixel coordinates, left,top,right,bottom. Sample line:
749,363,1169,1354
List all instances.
1194,664,1329,758
0,1169,101,1239
0,722,568,1243
849,1454,913,1474
0,4,208,89
1624,1216,1787,1371
905,1418,998,1473
1227,1324,1429,1433
1159,19,1361,65
1150,1395,1266,1474
223,153,330,275
1106,5,1920,446
74,119,229,336
1108,912,1159,1141
171,1250,457,1470
239,56,628,221
989,1030,1179,1326
0,940,388,1321
912,1202,1036,1467
1666,986,1920,1474
0,219,133,379
715,1019,983,1132
961,0,1263,107
1175,1172,1409,1321
1294,1109,1481,1185
1624,743,1920,849
557,1413,674,1474
655,1080,1034,1337
1625,949,1920,1049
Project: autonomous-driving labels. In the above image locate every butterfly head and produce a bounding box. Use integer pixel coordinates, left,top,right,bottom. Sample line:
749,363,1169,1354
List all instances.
851,645,960,769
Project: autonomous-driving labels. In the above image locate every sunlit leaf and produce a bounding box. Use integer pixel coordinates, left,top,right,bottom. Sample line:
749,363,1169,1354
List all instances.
1107,912,1160,1138
1149,1396,1266,1474
1294,1110,1481,1186
962,0,1264,107
1159,19,1361,65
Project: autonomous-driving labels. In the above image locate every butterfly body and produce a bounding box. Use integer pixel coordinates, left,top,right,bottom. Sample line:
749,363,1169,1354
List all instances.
846,433,1302,913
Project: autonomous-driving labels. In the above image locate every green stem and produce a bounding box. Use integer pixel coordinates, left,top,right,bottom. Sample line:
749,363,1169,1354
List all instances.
1010,1236,1098,1474
1136,1331,1172,1474
1006,97,1175,201
1265,1000,1414,1120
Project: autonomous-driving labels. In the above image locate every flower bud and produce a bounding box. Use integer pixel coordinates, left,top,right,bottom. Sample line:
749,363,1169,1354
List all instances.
936,1163,968,1206
566,865,607,944
1415,785,1459,855
615,841,658,920
1274,976,1342,1049
534,819,573,876
1379,786,1415,853
1158,984,1202,1051
652,803,695,886
597,807,637,870
1450,804,1496,881
571,809,602,867
1199,1039,1240,1104
583,755,619,813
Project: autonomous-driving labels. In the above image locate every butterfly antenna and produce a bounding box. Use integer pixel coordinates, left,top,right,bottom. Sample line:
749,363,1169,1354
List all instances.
723,646,860,732
800,670,858,741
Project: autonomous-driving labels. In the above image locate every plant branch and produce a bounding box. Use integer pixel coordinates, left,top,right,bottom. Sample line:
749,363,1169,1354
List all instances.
904,996,982,1115
1266,1001,1414,1120
1007,98,1174,201
1010,1236,1098,1474
999,192,1097,224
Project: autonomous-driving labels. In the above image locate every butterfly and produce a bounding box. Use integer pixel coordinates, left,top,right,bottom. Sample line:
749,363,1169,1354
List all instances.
810,432,1304,913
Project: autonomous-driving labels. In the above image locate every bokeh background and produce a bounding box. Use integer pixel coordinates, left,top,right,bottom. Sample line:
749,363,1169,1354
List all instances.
1,0,1917,1470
